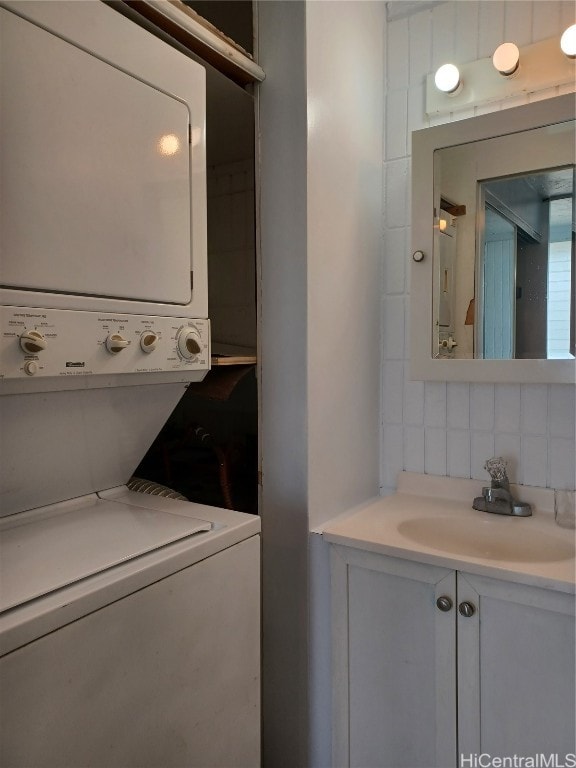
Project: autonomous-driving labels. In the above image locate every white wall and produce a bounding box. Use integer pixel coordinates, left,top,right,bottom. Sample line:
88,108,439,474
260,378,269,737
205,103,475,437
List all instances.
306,8,384,765
258,5,309,766
258,2,384,764
382,0,576,497
306,0,383,529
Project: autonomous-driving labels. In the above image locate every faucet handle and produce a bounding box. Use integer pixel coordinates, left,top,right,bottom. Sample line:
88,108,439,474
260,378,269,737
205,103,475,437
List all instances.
484,456,509,487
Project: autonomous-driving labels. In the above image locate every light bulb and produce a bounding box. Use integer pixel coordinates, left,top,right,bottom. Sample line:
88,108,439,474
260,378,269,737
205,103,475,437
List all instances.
434,64,461,94
492,42,520,75
560,24,576,58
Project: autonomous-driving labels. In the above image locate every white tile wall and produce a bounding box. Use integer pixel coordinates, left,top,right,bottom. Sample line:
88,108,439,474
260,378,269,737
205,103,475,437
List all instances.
381,0,576,495
207,159,256,349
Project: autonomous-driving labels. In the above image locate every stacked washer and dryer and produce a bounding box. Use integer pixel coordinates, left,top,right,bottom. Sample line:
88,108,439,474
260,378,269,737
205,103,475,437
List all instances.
0,3,260,766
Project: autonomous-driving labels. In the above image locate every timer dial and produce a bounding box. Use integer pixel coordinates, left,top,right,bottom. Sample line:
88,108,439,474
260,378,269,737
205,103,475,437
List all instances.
105,333,129,354
20,330,47,354
176,326,202,359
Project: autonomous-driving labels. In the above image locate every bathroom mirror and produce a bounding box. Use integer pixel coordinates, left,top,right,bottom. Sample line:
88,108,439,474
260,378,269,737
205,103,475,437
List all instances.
411,94,575,384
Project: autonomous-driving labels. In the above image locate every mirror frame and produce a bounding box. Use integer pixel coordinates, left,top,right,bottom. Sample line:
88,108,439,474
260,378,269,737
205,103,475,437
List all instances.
411,94,575,384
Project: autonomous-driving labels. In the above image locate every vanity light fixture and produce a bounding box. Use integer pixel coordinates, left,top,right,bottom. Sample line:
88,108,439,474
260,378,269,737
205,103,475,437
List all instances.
426,33,576,117
492,42,520,76
560,24,576,58
434,63,461,94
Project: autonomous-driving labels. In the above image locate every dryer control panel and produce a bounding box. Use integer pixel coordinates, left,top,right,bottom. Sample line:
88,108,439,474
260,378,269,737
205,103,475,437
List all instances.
0,306,210,380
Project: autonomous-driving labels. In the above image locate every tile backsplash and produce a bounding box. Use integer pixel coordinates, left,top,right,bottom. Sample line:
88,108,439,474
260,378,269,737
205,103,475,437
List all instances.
381,0,576,496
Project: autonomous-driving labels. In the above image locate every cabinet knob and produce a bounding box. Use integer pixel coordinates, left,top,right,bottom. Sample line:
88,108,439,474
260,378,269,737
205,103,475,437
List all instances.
436,596,453,612
458,601,476,618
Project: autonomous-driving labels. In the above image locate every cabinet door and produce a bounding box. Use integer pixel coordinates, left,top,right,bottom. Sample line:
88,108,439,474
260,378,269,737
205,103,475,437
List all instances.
331,545,457,768
457,572,576,760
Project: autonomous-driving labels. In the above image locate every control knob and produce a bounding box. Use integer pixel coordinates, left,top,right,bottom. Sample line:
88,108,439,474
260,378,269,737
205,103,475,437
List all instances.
105,333,129,354
24,360,39,376
20,329,47,354
140,331,159,353
176,326,202,359
439,336,458,350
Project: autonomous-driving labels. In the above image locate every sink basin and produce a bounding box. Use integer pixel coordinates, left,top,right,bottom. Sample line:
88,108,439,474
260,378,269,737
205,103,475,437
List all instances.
397,516,575,563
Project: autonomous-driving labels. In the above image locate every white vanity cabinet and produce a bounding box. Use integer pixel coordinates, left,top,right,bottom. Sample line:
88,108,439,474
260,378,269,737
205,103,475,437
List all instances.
330,544,576,768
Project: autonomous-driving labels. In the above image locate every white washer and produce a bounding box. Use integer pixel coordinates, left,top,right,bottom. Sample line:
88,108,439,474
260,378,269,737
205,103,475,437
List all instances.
0,375,262,767
0,489,261,768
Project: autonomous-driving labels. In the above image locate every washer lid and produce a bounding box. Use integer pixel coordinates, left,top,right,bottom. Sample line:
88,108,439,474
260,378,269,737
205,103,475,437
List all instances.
0,495,211,613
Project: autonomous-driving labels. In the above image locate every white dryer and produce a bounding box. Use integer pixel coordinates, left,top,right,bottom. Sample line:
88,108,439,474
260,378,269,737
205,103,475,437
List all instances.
0,3,260,766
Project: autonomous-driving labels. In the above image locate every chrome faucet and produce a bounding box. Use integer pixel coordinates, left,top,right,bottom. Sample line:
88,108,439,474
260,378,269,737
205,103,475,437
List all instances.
472,457,532,517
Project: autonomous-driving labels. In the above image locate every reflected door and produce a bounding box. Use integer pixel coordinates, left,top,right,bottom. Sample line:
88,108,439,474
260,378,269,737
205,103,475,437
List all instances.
547,196,575,359
482,208,515,359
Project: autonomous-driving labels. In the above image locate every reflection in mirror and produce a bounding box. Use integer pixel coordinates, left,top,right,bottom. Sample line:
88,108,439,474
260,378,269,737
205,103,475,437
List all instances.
479,168,574,359
481,206,515,359
433,120,575,361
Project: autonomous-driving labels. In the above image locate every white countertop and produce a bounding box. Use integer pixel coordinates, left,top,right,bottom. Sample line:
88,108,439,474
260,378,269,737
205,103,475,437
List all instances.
321,473,576,593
